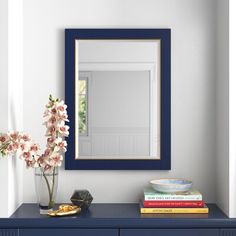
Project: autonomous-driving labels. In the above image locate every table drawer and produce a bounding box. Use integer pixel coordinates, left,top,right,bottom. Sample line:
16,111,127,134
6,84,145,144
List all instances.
0,229,18,236
120,229,219,236
220,229,236,236
20,229,118,236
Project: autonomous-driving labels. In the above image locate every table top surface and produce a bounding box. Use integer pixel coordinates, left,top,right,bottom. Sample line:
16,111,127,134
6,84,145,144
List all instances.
0,203,235,228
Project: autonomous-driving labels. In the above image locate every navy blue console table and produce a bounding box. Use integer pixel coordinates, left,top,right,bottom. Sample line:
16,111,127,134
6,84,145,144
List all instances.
0,204,236,236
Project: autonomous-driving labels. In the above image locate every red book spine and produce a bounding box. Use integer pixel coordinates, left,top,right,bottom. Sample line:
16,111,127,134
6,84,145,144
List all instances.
143,201,205,208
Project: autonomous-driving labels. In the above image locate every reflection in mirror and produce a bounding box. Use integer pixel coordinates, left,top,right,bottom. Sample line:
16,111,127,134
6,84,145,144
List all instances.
78,77,88,136
75,40,160,160
79,70,150,157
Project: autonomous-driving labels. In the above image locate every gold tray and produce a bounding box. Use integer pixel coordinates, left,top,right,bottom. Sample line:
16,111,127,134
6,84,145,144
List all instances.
48,204,81,217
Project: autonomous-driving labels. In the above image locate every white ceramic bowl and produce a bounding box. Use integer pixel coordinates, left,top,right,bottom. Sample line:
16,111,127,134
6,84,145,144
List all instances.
150,179,193,193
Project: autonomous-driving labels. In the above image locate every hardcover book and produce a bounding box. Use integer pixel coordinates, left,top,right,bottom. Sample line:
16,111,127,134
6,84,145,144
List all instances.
143,200,205,208
144,188,202,201
140,203,209,214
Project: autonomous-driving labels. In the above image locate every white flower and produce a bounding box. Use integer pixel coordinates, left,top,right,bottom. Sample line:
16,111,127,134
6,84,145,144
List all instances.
35,155,45,166
45,125,57,137
54,137,67,152
49,153,63,167
8,131,19,141
46,137,55,148
21,151,31,160
58,113,69,122
58,122,69,137
25,159,39,169
30,143,40,155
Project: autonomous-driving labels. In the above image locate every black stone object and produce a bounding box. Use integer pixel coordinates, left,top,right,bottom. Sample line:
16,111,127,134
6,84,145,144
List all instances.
70,190,93,210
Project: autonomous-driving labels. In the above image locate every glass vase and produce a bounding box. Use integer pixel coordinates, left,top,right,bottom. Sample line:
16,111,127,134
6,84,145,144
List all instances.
34,167,58,214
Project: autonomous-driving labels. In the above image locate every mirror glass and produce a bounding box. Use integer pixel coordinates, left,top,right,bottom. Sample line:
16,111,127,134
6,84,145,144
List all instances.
75,40,161,160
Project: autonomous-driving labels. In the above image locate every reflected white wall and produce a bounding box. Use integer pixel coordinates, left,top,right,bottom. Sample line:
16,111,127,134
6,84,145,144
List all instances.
79,71,150,156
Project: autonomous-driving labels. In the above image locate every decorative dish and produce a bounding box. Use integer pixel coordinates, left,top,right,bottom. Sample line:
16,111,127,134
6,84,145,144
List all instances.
47,204,81,217
150,178,193,193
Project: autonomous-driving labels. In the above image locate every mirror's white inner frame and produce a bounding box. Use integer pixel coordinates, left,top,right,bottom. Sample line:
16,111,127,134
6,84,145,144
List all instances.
75,40,161,160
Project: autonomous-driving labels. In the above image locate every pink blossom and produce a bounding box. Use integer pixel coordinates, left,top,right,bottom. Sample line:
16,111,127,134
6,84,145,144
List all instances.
44,148,51,157
43,109,49,117
22,134,31,142
56,101,67,111
7,144,13,152
54,138,67,152
0,134,9,143
51,107,57,115
26,159,38,168
36,155,45,165
44,164,53,172
30,144,39,152
58,125,69,137
0,95,69,171
20,143,26,152
46,125,57,136
12,143,19,150
50,153,63,166
9,131,19,141
49,116,57,124
0,136,6,143
46,137,55,148
58,113,69,122
23,152,31,159
47,137,54,143
58,106,65,112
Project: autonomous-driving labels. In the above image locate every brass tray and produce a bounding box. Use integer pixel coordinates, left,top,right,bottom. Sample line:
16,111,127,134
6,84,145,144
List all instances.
48,204,81,217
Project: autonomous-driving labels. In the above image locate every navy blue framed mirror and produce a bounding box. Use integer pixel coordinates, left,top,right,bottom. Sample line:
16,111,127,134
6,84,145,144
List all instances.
65,29,171,170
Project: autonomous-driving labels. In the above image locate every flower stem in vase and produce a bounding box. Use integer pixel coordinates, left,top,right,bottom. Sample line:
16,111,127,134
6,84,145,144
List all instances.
42,167,56,210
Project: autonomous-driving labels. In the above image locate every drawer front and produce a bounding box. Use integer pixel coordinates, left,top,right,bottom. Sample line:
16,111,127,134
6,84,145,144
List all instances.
220,229,236,236
120,229,219,236
20,229,118,236
0,229,18,236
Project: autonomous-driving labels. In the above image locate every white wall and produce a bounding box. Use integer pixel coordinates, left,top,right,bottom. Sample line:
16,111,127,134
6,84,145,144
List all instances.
0,2,8,132
216,0,229,217
0,0,23,217
229,0,236,217
0,0,9,214
22,0,218,204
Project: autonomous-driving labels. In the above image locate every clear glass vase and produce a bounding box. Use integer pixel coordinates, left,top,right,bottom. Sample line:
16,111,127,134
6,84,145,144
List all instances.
34,167,58,214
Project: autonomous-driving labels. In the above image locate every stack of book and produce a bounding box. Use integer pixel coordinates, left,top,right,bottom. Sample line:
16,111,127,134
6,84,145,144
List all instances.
140,188,209,214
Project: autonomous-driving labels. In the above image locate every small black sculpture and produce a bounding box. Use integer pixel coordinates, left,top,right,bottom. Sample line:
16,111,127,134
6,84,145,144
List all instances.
70,190,93,210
